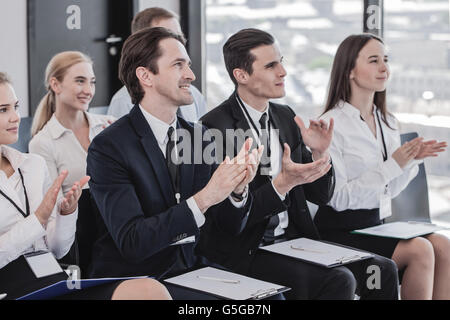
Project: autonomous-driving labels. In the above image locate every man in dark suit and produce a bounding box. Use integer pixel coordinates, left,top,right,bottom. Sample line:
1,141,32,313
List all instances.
196,28,399,299
87,27,261,299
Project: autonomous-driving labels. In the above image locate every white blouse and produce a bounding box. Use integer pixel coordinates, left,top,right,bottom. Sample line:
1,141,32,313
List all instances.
0,145,77,269
29,112,115,194
320,101,420,212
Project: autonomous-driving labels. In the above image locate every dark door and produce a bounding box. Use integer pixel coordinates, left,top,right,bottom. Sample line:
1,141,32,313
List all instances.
27,0,136,114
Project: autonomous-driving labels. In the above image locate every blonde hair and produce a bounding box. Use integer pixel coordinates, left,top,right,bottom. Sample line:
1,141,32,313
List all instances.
0,72,11,85
31,51,93,137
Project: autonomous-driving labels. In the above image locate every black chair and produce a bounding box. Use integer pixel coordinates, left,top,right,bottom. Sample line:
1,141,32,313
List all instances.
386,132,432,223
10,117,33,153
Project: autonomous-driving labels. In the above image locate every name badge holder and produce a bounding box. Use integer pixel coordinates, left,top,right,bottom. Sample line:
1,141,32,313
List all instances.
24,251,64,279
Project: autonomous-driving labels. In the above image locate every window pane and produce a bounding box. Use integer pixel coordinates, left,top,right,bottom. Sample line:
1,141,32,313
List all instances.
385,0,450,224
206,0,362,120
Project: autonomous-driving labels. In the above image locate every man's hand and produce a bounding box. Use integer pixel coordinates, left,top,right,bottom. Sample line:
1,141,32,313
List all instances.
273,143,332,195
232,138,264,195
294,116,333,160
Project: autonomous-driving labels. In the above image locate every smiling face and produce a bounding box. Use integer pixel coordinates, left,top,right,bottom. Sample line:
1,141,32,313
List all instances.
237,43,286,102
350,39,390,93
0,83,20,145
52,61,96,112
150,38,196,107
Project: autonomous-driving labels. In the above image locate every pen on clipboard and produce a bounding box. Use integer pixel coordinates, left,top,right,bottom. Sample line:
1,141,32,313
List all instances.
197,276,240,284
407,221,437,226
290,245,329,254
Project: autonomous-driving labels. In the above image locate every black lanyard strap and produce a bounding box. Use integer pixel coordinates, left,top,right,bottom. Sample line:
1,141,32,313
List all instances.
235,93,272,157
375,111,388,162
0,168,30,218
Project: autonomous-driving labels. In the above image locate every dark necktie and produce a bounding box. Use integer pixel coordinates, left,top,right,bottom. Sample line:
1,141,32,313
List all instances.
259,112,271,175
258,113,280,242
166,126,178,191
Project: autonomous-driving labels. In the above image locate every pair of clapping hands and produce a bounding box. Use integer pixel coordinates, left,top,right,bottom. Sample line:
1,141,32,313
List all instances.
35,171,90,226
194,116,336,212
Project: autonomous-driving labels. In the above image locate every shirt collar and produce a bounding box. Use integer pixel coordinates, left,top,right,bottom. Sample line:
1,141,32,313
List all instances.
237,95,270,128
47,112,105,140
138,104,177,145
47,114,71,140
339,100,378,119
1,145,28,172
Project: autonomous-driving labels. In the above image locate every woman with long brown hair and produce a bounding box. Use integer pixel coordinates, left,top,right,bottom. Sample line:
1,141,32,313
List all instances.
314,34,450,300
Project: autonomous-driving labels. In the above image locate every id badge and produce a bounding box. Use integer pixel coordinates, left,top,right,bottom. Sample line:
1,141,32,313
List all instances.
24,251,64,278
379,187,392,219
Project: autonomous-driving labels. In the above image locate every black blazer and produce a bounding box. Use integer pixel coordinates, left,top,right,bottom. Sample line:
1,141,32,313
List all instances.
87,105,250,279
196,93,335,273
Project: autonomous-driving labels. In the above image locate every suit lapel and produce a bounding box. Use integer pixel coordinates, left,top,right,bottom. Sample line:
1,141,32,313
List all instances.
229,93,260,153
129,105,174,207
268,104,289,146
177,118,195,201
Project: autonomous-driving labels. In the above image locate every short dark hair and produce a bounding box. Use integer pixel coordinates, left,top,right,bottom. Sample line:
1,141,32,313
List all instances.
131,7,178,34
0,72,11,85
223,28,275,86
119,27,186,105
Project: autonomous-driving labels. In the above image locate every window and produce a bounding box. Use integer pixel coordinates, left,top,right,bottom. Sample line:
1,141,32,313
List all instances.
385,0,450,224
205,0,362,120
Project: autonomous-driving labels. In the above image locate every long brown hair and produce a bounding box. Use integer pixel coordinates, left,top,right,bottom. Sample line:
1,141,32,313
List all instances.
323,34,393,128
31,51,93,137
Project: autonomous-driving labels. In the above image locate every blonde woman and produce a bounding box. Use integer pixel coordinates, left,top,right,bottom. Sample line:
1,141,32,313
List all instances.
29,52,116,271
0,72,171,299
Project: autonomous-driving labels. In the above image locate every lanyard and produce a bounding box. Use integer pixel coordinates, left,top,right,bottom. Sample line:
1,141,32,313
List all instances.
375,112,388,162
235,93,272,158
0,168,31,218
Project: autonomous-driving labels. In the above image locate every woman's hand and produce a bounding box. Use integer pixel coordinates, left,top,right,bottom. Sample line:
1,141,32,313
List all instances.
392,137,423,168
60,176,91,215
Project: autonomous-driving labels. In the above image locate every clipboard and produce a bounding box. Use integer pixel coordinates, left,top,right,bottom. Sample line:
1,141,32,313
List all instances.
17,276,148,300
163,267,290,300
260,238,374,268
351,221,447,239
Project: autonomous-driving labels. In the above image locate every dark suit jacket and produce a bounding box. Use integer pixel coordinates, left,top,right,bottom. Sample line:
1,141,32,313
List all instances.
87,105,250,279
196,93,335,273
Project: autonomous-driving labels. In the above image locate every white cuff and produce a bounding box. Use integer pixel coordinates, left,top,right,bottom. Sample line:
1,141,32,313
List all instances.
382,158,404,184
187,197,205,228
271,180,286,201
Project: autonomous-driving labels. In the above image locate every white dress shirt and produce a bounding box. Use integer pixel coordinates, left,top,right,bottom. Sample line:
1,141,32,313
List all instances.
29,112,116,195
238,97,289,237
138,105,247,229
320,100,420,212
0,145,77,269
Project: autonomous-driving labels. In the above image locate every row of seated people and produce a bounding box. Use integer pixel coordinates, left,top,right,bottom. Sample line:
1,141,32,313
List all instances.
1,7,449,300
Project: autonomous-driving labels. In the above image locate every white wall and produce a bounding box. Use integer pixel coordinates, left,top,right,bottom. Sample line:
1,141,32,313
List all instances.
0,0,29,116
139,0,180,14
0,0,180,118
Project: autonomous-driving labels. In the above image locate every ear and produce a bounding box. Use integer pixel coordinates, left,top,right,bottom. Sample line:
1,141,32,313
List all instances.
232,68,249,85
49,77,61,94
136,67,153,88
349,70,355,80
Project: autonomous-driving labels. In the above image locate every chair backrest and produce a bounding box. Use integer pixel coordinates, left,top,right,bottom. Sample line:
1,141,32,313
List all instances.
387,132,431,223
88,106,109,115
10,117,33,153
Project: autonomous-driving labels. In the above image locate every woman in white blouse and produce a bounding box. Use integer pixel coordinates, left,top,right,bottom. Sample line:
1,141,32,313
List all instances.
0,72,171,300
28,51,116,272
29,51,115,196
314,34,450,300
